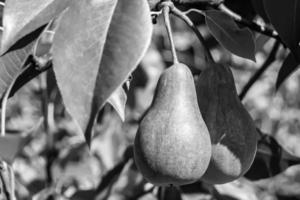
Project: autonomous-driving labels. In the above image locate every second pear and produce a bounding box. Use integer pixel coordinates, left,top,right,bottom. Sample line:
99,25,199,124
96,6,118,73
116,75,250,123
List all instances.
196,63,257,184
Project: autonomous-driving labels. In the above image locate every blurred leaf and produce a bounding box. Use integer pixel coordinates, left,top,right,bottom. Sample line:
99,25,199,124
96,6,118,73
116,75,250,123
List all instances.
0,118,43,164
263,0,300,61
245,134,300,181
276,53,299,90
205,10,256,61
251,0,269,22
32,187,56,200
214,178,257,200
254,165,300,198
52,0,152,145
27,179,46,196
107,86,127,122
1,0,69,54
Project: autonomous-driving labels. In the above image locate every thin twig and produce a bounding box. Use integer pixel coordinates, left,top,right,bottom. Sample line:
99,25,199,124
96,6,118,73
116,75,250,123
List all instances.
162,2,179,64
239,40,280,100
217,4,283,44
171,6,215,64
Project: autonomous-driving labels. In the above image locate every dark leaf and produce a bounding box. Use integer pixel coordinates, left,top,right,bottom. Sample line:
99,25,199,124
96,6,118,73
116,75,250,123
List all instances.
276,53,299,90
205,10,256,61
52,0,152,145
245,134,300,180
263,0,300,61
1,0,69,54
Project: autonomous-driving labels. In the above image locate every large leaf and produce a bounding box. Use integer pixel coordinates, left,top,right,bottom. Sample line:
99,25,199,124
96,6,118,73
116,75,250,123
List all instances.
52,0,152,145
205,10,256,61
263,0,300,62
1,0,70,54
276,53,299,90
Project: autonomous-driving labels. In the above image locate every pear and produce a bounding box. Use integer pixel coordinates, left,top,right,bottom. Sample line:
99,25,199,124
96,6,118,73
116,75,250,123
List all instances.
196,63,257,184
134,63,212,186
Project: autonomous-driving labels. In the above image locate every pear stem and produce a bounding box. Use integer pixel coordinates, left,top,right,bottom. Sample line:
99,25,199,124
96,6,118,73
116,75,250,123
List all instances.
162,3,179,64
171,6,215,66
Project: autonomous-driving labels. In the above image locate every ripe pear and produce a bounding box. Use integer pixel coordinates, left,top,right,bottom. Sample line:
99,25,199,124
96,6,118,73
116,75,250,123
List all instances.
196,63,257,184
134,63,211,186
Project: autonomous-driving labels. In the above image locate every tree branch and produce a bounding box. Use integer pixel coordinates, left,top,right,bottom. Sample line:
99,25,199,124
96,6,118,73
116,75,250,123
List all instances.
239,40,280,100
217,4,283,44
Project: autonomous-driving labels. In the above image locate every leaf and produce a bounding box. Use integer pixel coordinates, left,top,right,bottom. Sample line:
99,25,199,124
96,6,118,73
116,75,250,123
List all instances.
1,0,70,54
0,118,43,164
244,134,300,181
53,0,152,145
107,86,127,122
263,0,300,61
205,10,256,61
275,53,299,90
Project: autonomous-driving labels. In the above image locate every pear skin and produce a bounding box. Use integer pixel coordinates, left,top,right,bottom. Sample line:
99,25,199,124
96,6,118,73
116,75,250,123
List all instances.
134,63,211,186
196,63,257,184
